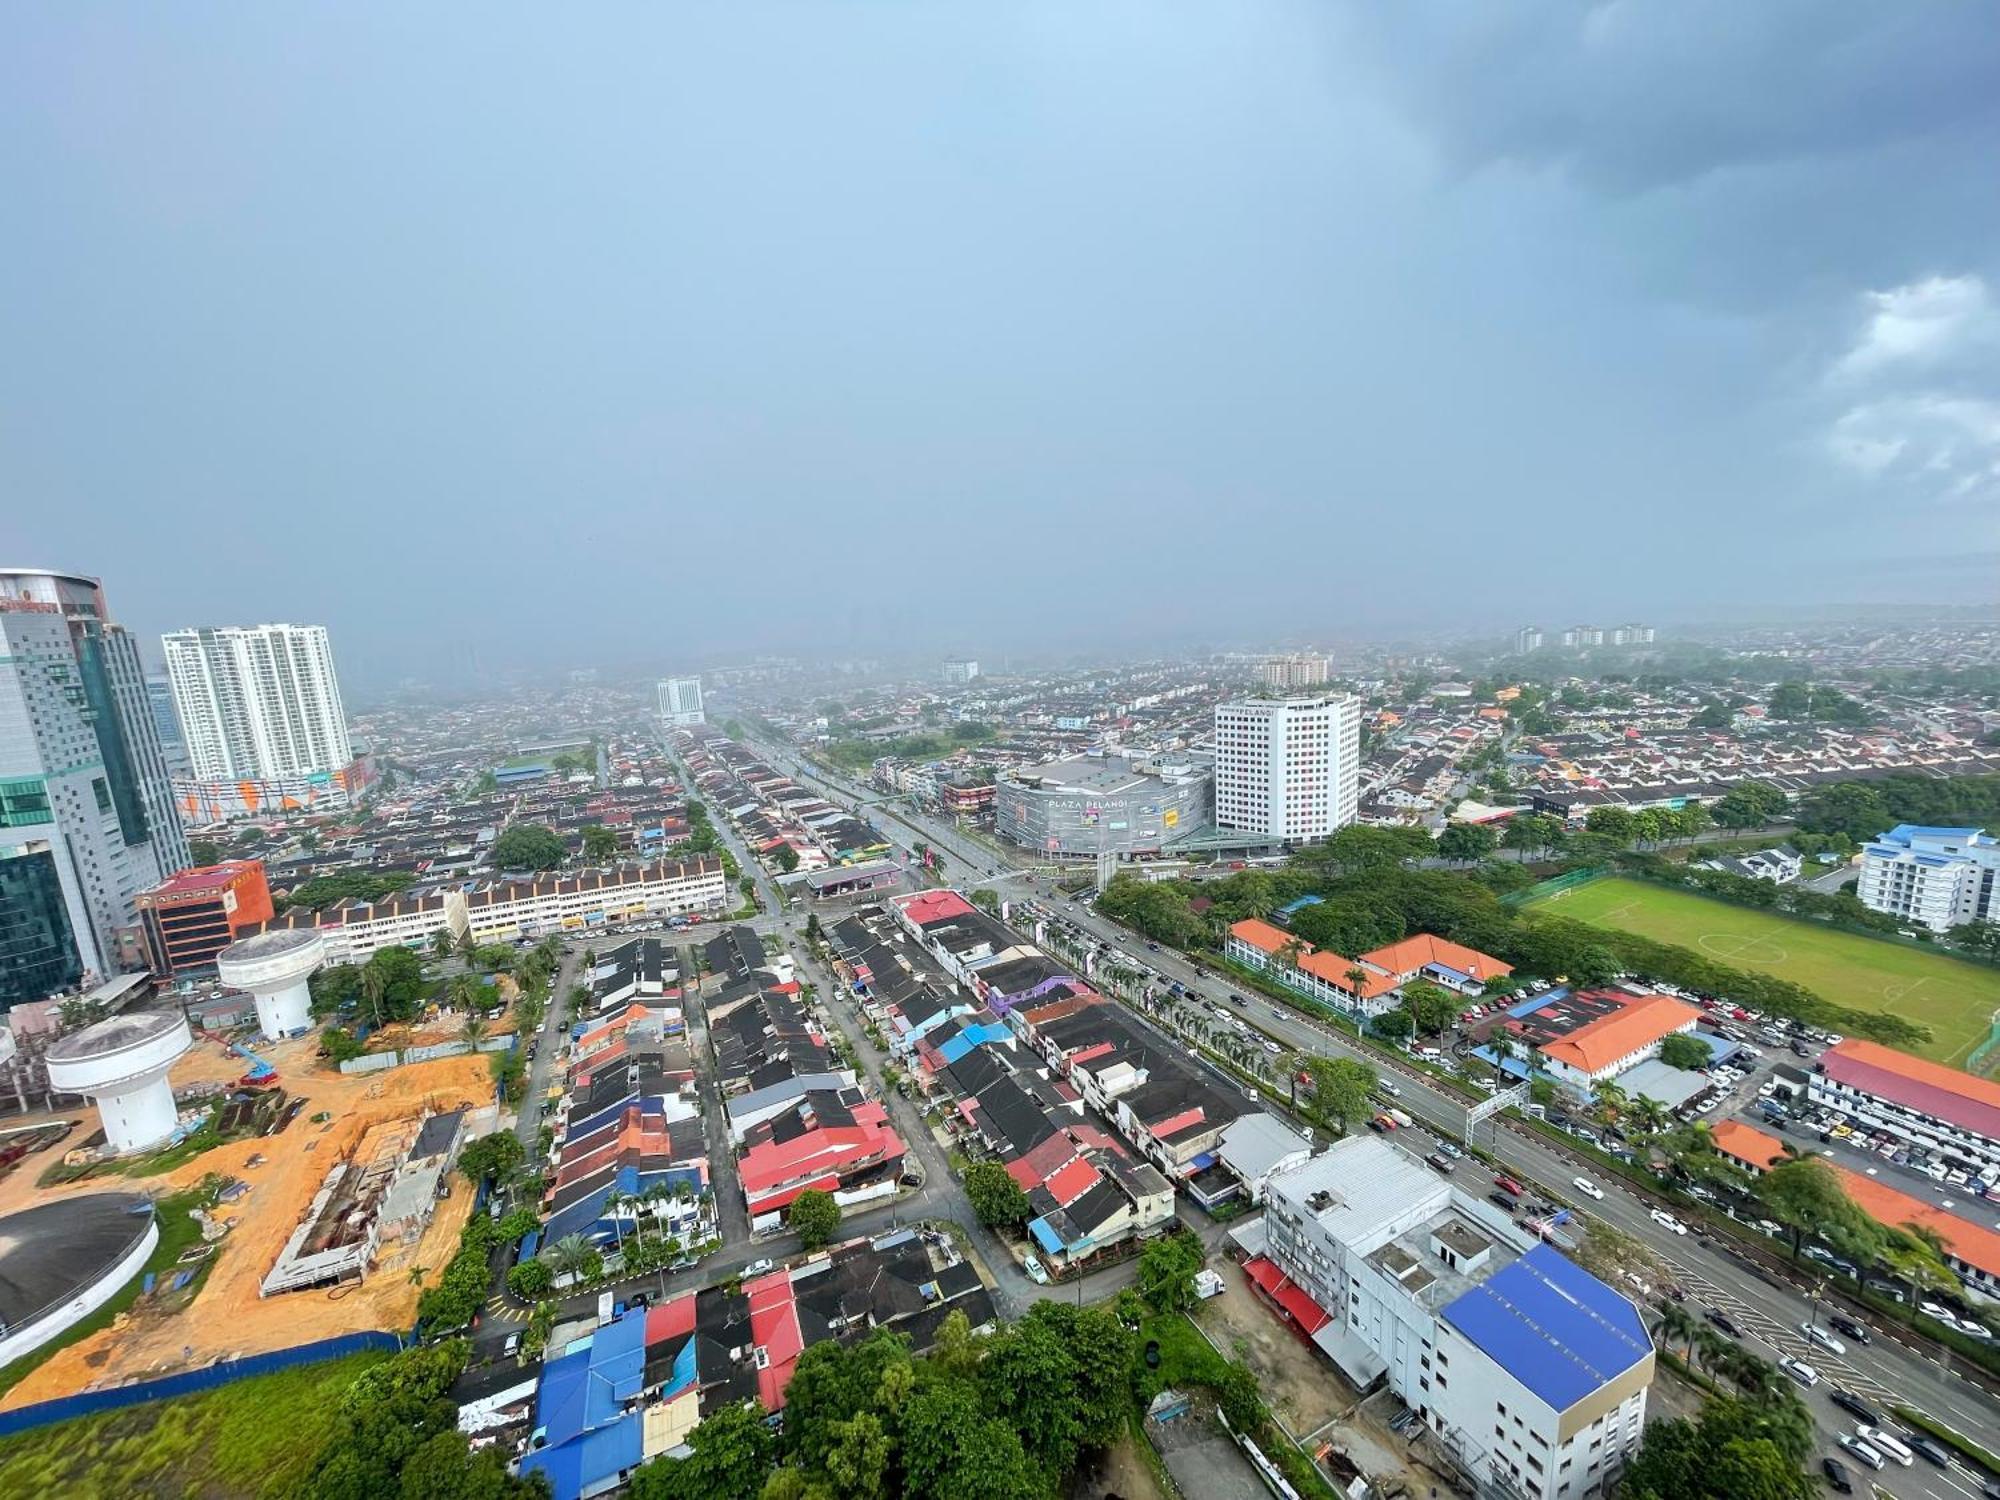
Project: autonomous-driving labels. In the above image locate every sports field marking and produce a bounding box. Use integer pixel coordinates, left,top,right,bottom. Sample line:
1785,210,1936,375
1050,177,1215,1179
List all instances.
1696,932,1790,966
1599,901,1640,924
1881,976,1933,1009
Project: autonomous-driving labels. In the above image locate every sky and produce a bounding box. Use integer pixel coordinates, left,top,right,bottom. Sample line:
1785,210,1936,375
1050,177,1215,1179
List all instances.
3,2,1997,688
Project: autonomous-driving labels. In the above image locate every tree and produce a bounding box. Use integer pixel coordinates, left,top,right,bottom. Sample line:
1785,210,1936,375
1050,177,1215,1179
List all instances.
362,945,429,1023
1436,821,1497,863
774,844,801,873
492,823,567,871
360,963,389,1029
580,824,620,862
1303,1055,1377,1131
320,1026,367,1063
506,1258,553,1301
1136,1232,1204,1312
629,1401,774,1500
1755,1155,1865,1261
788,1188,841,1250
189,836,224,865
1369,1008,1414,1043
457,1130,525,1185
1501,813,1566,858
1400,979,1459,1035
963,1161,1032,1228
1658,1033,1710,1071
900,1381,1041,1500
1584,806,1636,843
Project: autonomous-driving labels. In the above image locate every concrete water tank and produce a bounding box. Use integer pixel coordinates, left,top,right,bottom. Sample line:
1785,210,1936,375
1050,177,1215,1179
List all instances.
216,929,326,1042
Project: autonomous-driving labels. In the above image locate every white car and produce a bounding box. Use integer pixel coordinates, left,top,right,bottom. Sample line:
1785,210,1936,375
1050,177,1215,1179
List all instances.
1854,1425,1913,1467
742,1258,775,1277
1572,1176,1605,1200
1778,1356,1819,1387
1800,1321,1846,1355
1649,1209,1688,1235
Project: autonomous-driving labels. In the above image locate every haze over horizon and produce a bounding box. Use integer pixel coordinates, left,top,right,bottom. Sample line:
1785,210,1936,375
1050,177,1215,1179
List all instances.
5,3,1997,688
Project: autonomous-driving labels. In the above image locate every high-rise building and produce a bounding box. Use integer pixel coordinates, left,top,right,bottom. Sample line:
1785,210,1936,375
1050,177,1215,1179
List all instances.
161,623,352,785
1514,626,1544,654
657,676,705,727
1213,694,1361,841
0,569,191,986
1253,654,1331,689
144,672,190,776
941,658,981,685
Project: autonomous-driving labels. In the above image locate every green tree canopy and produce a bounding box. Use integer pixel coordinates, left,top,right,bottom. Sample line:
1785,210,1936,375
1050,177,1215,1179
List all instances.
1399,979,1459,1035
962,1162,1032,1228
492,824,567,871
788,1188,841,1250
1135,1233,1205,1313
1658,1033,1710,1071
1436,822,1497,863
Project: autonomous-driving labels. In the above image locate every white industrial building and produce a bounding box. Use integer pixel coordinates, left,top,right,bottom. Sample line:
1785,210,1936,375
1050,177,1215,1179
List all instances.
657,676,705,727
1212,694,1362,841
1236,1138,1652,1500
161,623,352,783
1857,824,2000,932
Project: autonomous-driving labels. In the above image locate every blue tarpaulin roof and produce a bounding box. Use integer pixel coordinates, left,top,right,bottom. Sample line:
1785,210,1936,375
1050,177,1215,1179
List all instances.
663,1337,700,1399
1441,1245,1650,1412
1029,1216,1065,1254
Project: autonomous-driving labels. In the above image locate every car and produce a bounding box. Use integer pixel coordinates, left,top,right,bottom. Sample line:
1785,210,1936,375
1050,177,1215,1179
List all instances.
1649,1209,1688,1235
1146,941,1161,951
1800,1322,1846,1354
1838,1434,1885,1471
1820,1457,1853,1494
1855,1425,1914,1467
1706,1309,1741,1337
1906,1435,1951,1468
1437,1140,1463,1159
1920,1299,1958,1321
1378,1080,1401,1097
1487,1191,1520,1212
503,1331,522,1358
1426,1153,1455,1174
742,1258,775,1277
1571,1176,1605,1200
1495,1174,1525,1196
1828,1314,1870,1345
1023,1255,1049,1285
1229,992,1249,1007
1778,1356,1819,1387
1959,1320,1995,1342
1263,1040,1282,1056
1829,1390,1880,1425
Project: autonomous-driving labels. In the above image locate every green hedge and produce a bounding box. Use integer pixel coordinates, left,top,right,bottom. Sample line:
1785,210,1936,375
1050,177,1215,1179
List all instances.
1894,1405,2000,1476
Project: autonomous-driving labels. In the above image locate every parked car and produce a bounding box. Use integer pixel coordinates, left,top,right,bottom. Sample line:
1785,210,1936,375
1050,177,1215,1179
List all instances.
742,1258,775,1277
1023,1256,1050,1285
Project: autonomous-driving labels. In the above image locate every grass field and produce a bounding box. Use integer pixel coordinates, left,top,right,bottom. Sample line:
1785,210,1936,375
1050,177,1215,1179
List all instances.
0,1350,378,1499
1526,876,2000,1069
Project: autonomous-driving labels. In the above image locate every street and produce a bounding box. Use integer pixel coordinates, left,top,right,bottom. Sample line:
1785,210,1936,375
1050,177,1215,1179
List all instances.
732,726,2000,1493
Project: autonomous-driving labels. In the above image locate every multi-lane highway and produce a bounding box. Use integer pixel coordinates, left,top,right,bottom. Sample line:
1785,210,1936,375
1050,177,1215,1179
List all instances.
740,729,2000,1495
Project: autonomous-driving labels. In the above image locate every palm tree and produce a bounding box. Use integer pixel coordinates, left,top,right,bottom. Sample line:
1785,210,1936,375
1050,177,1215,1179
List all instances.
1653,1301,1698,1359
1592,1079,1628,1126
1627,1096,1668,1137
360,963,389,1028
461,1013,489,1048
1690,1324,1731,1372
408,1264,428,1290
546,1233,595,1282
449,972,481,1012
457,930,478,963
430,928,454,961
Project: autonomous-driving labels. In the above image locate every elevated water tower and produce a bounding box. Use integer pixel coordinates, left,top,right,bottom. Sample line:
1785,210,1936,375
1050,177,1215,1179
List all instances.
216,929,326,1042
45,1012,195,1153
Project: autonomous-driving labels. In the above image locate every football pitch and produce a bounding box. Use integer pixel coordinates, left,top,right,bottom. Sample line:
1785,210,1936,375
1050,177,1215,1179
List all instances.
1525,876,2000,1070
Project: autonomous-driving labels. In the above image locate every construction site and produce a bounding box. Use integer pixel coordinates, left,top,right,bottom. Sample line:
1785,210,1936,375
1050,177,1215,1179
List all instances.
0,1027,496,1411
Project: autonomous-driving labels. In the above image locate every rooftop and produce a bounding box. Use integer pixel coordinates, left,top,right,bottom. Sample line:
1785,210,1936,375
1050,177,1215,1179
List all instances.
1441,1244,1651,1413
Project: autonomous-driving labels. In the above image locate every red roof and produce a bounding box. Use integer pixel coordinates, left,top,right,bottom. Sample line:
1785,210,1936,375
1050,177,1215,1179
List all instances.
1539,994,1700,1075
747,1270,804,1409
1045,1155,1101,1208
1820,1040,2000,1144
145,860,263,897
895,890,976,927
646,1292,697,1344
1242,1255,1332,1334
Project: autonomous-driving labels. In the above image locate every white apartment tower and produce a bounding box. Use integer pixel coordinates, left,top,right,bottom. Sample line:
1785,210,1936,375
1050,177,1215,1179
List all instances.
1858,825,2000,932
658,676,705,727
1515,626,1544,654
1213,694,1362,841
161,624,352,782
941,658,981,686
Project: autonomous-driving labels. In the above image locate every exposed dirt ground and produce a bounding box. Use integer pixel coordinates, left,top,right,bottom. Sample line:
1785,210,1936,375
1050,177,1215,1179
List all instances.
0,1033,493,1410
1069,1431,1173,1500
1193,1265,1354,1437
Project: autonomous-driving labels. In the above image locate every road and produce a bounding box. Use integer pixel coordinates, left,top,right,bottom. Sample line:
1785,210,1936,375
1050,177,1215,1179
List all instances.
733,725,2000,1492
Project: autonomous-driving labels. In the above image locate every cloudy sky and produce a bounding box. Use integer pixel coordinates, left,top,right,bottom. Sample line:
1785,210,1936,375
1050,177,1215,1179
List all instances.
3,2,1996,685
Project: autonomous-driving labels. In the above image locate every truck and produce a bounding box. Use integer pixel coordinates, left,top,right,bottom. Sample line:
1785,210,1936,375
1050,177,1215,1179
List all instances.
1388,1108,1414,1130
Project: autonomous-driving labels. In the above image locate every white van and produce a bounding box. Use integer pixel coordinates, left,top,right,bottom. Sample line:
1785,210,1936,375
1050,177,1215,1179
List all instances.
1854,1426,1914,1467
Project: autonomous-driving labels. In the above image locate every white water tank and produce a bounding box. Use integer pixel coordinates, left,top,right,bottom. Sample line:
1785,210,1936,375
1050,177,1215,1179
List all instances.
45,1012,194,1154
216,929,326,1042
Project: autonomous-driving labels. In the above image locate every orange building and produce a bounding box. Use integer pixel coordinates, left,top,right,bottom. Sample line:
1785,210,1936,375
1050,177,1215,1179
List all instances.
135,860,275,975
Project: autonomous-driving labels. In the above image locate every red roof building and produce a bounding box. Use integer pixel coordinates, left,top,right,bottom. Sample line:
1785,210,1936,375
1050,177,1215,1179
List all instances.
135,860,274,975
